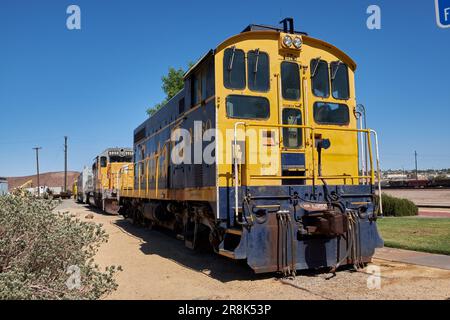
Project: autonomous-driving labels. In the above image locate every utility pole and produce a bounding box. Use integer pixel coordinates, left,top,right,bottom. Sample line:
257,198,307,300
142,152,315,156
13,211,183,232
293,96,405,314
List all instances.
33,147,42,197
414,151,418,181
64,136,68,193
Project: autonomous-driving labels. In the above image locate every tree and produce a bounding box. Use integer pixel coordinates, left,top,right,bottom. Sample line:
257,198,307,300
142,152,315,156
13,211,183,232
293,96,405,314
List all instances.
147,63,193,116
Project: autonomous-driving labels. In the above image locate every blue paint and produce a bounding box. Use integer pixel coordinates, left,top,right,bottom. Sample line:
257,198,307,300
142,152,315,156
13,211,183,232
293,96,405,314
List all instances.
218,184,383,273
436,0,450,28
281,153,305,168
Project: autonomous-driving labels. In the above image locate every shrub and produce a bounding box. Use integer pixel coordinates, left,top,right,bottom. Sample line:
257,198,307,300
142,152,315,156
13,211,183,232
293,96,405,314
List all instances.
379,193,419,217
0,191,121,300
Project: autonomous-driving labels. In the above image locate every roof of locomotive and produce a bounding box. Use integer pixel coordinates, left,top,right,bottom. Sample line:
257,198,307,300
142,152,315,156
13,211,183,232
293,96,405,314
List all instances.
97,147,133,158
185,23,357,79
241,23,308,35
138,23,357,139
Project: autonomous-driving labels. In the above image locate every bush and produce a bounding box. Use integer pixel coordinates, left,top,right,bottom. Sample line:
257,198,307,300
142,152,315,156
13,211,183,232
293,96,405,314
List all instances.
0,191,121,300
379,193,419,217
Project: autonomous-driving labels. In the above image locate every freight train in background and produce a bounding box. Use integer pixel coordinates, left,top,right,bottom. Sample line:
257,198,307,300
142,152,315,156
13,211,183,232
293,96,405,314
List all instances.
79,19,384,275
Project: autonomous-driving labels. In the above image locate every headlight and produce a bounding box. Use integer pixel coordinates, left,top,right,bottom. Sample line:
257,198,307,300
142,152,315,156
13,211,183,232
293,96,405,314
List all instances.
293,37,303,49
283,35,293,47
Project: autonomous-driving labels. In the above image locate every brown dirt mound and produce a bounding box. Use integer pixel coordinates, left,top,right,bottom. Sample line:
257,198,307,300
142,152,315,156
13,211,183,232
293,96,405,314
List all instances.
7,171,80,191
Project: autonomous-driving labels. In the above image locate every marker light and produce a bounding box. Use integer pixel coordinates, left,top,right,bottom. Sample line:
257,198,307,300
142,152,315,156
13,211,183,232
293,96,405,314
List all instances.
283,35,293,47
293,37,303,49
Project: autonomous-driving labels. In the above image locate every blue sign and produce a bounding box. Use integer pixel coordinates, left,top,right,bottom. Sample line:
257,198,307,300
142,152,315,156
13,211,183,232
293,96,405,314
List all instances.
436,0,450,28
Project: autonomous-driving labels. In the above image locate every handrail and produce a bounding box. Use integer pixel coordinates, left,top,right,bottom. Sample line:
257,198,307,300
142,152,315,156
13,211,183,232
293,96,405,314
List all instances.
234,122,246,220
231,122,379,207
370,129,383,215
118,121,382,217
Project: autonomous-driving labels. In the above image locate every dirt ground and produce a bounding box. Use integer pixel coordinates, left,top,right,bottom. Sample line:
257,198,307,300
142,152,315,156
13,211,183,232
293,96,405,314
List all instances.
57,200,450,300
383,189,450,207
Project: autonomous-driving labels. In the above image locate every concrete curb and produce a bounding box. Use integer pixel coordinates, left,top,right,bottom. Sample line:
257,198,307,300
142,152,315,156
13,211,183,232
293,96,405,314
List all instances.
374,247,450,271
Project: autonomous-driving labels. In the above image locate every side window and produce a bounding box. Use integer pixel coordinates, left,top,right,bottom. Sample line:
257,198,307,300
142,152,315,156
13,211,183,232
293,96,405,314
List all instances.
100,156,107,168
313,102,350,125
281,61,300,101
282,108,302,148
331,62,349,100
223,47,246,90
311,59,330,98
248,50,270,92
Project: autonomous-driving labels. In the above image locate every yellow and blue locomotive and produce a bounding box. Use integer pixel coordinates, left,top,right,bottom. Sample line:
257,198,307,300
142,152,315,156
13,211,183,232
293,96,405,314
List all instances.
88,148,134,214
119,19,383,274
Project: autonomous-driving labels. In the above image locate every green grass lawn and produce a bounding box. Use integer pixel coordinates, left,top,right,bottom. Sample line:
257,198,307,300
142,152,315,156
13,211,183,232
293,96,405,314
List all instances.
377,217,450,255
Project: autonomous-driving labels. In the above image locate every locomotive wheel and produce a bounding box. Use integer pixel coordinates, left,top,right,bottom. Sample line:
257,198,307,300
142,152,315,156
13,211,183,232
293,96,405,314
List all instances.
131,208,144,226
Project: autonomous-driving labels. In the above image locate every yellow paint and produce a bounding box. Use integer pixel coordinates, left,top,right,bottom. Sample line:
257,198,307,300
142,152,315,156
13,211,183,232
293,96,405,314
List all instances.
94,156,134,194
120,186,217,202
120,29,373,203
215,30,363,188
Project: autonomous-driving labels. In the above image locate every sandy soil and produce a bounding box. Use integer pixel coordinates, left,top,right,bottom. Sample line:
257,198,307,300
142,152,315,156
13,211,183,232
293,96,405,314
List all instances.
57,200,450,300
383,189,450,206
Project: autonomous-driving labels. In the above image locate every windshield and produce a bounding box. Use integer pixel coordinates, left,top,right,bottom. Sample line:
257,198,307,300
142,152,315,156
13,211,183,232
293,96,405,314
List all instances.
223,48,246,89
331,62,350,100
248,50,270,92
281,61,300,100
311,59,329,98
110,156,133,163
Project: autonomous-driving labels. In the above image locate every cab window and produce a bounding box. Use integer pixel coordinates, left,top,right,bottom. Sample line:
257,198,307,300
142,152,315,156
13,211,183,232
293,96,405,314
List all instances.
248,50,269,92
331,62,349,100
100,156,107,167
281,61,300,100
282,108,302,148
223,48,246,90
226,95,270,119
311,59,329,98
313,102,349,125
110,156,133,163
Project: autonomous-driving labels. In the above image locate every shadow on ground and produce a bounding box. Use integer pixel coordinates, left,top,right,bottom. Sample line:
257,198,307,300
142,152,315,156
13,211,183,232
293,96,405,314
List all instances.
79,202,352,283
111,218,271,283
111,218,349,283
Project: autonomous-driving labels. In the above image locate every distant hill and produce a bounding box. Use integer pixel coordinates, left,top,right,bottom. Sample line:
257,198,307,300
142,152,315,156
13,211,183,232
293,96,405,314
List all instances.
7,171,80,191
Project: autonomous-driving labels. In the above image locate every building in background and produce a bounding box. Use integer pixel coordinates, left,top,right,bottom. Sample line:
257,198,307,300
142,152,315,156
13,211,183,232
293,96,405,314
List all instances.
0,177,8,195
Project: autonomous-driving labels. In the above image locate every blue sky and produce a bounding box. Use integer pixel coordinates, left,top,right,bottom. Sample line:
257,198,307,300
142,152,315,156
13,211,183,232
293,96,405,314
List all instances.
0,0,449,177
